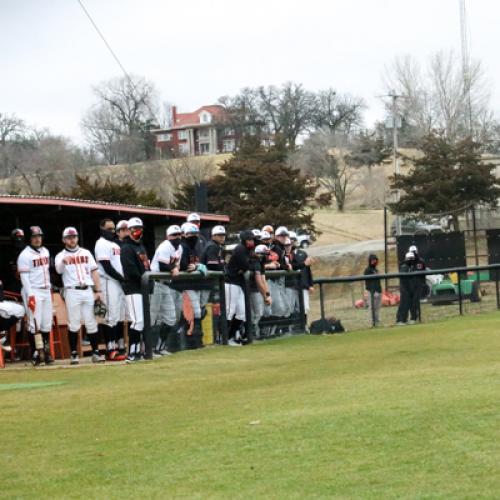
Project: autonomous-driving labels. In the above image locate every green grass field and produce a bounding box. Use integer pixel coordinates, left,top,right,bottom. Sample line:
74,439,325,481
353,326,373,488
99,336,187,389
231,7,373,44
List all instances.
2,315,500,499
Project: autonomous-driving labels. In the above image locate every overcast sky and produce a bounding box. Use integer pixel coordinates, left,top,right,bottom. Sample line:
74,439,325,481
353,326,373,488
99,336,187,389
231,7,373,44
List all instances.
1,0,498,145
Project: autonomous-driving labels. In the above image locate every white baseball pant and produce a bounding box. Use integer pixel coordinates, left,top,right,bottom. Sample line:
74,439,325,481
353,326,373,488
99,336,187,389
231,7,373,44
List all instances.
303,289,310,314
0,300,25,321
101,277,125,327
250,292,264,336
225,283,246,321
22,288,52,333
150,282,183,326
126,294,144,332
186,290,202,319
64,288,98,333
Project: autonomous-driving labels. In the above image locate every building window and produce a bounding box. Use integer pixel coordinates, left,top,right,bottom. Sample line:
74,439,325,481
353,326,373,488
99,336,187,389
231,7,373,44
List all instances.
178,130,188,140
223,139,235,152
200,143,210,155
157,133,172,142
198,128,209,139
179,143,189,154
200,112,211,124
224,127,235,136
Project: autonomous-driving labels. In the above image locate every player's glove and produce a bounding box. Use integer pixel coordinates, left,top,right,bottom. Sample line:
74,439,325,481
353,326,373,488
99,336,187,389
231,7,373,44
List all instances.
93,298,107,318
196,263,208,276
28,295,36,313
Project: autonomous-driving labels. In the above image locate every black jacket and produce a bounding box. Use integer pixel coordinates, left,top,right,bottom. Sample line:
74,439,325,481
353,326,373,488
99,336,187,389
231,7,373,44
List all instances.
270,241,288,270
120,237,150,295
180,237,204,271
364,265,382,293
225,243,251,287
291,248,314,289
399,261,419,294
201,240,225,272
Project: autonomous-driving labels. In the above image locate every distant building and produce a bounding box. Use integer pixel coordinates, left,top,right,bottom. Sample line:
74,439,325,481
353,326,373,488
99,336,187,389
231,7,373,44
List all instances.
152,105,237,158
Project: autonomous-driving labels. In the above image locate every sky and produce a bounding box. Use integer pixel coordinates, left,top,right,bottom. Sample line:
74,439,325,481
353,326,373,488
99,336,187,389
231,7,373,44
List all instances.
1,0,498,145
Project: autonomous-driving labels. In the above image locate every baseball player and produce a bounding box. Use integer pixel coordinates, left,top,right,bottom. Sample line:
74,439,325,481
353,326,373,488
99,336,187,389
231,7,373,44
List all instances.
116,220,130,244
94,218,127,361
55,227,104,365
150,224,184,355
249,244,272,339
201,225,226,272
120,217,151,362
0,279,25,354
187,212,207,247
224,230,255,346
1,228,25,294
180,222,207,349
267,226,291,318
114,219,129,355
17,226,54,365
290,231,314,324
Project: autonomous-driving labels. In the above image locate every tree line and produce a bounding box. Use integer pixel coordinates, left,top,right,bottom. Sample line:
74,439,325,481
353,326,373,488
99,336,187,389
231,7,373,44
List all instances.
1,49,500,230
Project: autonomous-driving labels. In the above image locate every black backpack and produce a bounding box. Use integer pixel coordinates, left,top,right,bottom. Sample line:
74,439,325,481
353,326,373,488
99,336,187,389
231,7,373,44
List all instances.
309,317,345,335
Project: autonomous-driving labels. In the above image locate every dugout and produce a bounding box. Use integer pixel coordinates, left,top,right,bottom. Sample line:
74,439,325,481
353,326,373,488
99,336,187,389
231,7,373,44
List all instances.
0,195,228,286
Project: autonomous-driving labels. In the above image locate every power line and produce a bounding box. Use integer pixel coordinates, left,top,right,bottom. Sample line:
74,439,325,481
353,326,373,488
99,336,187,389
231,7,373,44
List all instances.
76,0,160,125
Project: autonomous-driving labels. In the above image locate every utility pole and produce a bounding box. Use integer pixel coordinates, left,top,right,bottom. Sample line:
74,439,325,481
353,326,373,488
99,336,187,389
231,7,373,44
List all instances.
384,90,404,236
460,0,473,136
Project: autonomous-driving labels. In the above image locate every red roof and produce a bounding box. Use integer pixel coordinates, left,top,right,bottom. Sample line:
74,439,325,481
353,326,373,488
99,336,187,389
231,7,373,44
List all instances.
174,105,226,128
0,195,229,222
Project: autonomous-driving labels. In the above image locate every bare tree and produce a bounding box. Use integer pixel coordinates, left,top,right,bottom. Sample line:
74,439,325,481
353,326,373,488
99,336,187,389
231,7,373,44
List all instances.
258,82,316,147
312,89,366,134
383,51,493,141
82,75,159,164
289,129,363,211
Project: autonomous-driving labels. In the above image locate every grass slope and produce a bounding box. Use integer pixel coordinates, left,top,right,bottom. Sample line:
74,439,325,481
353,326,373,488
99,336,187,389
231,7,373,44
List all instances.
2,315,500,499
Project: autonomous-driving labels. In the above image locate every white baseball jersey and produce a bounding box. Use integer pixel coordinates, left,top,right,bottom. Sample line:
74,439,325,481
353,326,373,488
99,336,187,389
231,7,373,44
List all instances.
151,240,182,273
95,237,123,279
55,247,98,287
17,246,51,293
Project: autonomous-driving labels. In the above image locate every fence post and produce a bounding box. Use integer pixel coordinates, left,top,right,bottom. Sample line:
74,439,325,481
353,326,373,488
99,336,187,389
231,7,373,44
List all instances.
218,275,228,345
457,272,463,316
319,283,326,320
384,206,389,291
297,274,306,332
370,290,376,327
243,272,253,344
495,268,500,310
141,273,153,360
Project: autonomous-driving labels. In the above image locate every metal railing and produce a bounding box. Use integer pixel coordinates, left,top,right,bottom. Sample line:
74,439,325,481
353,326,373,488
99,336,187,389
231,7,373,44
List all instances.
314,263,500,328
140,269,307,358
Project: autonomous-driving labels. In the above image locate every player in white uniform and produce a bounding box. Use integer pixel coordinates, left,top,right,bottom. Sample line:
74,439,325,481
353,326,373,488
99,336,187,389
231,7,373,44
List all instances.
150,224,184,356
95,218,127,361
55,227,104,365
17,226,53,366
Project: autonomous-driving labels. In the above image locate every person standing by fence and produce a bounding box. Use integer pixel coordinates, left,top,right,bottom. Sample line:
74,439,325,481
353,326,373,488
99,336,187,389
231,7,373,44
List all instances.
364,254,382,327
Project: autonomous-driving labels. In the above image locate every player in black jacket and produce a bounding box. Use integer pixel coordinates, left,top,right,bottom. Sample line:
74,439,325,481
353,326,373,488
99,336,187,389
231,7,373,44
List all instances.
225,230,254,346
180,222,207,349
267,226,290,318
396,252,419,325
201,225,226,272
120,217,151,362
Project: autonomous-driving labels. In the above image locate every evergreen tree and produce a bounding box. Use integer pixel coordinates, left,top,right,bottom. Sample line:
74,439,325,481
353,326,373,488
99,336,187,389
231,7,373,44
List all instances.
50,174,164,207
391,134,499,229
175,140,318,232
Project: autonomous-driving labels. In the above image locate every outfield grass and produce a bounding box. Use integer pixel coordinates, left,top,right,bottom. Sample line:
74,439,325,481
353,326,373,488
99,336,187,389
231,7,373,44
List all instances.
2,315,500,499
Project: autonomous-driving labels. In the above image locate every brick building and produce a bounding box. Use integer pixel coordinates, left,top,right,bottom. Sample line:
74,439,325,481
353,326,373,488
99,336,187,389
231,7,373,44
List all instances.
153,105,237,158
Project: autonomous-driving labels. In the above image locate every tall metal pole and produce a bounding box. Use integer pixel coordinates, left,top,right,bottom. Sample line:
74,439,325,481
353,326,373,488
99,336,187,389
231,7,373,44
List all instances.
391,91,402,236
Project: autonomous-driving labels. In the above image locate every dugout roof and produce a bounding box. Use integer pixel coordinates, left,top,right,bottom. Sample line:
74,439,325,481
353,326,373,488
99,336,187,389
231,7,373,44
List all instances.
0,195,229,255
